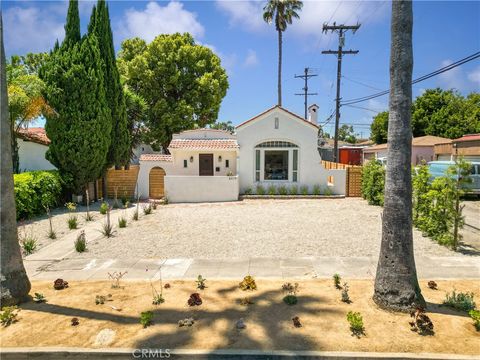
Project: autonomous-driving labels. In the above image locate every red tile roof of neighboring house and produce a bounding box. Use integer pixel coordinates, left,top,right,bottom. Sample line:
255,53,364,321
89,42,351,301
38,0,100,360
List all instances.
236,105,319,130
139,154,173,162
169,139,239,150
16,127,50,145
454,134,480,142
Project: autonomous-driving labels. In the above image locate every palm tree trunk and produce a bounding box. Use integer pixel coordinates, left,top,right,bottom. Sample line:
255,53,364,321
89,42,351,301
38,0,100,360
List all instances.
373,0,425,312
0,14,31,307
277,29,282,107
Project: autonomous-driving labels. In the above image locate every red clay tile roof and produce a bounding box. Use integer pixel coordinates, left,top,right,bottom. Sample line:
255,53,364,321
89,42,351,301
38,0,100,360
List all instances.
169,139,239,150
236,105,319,130
454,134,480,142
16,127,50,145
140,154,173,162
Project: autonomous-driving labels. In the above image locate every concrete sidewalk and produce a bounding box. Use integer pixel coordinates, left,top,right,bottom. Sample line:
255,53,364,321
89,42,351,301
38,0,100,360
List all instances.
24,255,480,281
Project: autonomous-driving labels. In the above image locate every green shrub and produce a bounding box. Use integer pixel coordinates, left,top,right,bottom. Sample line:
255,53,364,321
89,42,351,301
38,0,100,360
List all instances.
443,290,476,312
289,185,298,195
100,202,109,215
243,187,253,195
0,306,19,327
67,215,78,230
74,231,87,253
346,311,364,336
300,185,309,195
312,184,321,195
140,311,153,328
267,184,277,195
278,185,288,195
324,186,333,196
469,310,480,331
14,170,63,220
361,160,385,206
143,203,152,215
118,217,127,228
256,184,265,195
283,295,298,305
21,238,37,255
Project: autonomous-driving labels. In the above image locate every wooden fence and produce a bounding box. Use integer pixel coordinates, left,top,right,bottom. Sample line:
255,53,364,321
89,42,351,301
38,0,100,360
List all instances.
94,165,140,200
321,160,362,197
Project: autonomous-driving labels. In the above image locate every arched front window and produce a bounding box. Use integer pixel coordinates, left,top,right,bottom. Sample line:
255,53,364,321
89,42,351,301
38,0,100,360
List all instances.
254,141,299,182
255,141,298,148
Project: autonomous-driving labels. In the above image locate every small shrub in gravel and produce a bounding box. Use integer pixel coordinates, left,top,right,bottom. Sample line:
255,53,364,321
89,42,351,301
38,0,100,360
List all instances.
256,184,265,195
346,311,364,337
100,202,109,215
278,185,288,195
267,184,277,195
75,231,87,253
244,187,253,195
118,216,127,228
300,185,309,195
469,310,480,331
333,273,341,289
313,184,322,195
289,185,298,195
140,311,153,328
443,290,476,312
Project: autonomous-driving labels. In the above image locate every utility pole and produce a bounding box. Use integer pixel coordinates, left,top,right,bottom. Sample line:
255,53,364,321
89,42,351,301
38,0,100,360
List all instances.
295,67,318,119
322,22,360,162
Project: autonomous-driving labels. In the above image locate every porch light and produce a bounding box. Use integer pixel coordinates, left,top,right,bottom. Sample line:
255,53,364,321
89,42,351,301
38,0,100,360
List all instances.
190,156,194,163
218,156,222,162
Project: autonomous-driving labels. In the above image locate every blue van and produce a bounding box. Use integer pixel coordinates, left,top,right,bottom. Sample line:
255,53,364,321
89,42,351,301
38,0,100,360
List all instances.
427,161,480,195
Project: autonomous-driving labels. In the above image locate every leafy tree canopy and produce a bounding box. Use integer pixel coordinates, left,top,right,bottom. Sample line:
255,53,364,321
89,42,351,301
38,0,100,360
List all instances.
209,121,235,134
338,124,357,143
370,88,480,143
118,33,229,151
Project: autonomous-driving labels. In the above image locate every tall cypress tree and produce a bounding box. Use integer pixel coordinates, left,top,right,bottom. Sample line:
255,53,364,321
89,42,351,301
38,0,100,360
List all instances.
89,0,130,172
41,0,111,193
63,0,80,47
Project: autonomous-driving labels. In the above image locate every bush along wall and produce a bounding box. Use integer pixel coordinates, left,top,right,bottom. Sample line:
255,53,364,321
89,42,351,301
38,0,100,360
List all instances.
360,160,385,206
14,170,63,220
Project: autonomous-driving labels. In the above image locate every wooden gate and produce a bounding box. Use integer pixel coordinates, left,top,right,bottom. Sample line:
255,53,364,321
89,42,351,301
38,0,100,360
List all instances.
321,160,362,197
346,167,362,197
149,167,166,199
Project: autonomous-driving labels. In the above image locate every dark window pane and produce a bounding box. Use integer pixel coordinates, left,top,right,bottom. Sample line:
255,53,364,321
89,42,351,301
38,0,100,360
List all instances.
226,159,230,168
293,150,298,171
255,150,260,171
264,150,288,180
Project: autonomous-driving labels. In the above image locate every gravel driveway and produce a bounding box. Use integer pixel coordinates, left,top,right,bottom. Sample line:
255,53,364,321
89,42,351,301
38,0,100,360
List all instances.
76,198,472,259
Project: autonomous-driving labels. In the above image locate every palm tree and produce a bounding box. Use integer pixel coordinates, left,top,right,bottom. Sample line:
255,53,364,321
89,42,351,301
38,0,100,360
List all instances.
373,0,425,312
263,0,303,107
0,13,31,307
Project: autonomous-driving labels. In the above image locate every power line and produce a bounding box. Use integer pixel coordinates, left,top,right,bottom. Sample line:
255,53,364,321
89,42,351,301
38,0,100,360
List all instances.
341,75,383,91
294,67,318,119
322,22,361,162
341,51,480,106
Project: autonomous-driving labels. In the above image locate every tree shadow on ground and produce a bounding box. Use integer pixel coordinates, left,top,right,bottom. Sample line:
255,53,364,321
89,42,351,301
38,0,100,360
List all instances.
456,242,480,256
426,302,470,318
133,286,341,352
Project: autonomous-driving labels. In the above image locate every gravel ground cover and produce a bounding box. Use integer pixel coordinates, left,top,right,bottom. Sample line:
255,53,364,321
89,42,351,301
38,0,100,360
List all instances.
69,198,475,259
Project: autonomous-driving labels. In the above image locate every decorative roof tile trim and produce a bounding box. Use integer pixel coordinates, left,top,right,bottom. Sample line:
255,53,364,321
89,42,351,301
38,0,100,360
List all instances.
236,105,319,130
16,127,50,146
169,139,239,150
139,154,173,162
454,134,480,142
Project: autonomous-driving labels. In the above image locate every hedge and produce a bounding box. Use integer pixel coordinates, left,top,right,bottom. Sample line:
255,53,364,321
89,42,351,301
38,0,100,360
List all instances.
361,160,385,206
14,170,63,220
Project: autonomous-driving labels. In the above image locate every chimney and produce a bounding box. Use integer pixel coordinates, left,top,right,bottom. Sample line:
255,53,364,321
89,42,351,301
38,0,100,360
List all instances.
308,104,319,124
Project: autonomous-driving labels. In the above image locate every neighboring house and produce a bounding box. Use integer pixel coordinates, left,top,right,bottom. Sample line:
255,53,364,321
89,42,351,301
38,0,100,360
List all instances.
317,138,352,162
434,134,480,162
363,135,450,165
136,106,346,202
16,127,56,172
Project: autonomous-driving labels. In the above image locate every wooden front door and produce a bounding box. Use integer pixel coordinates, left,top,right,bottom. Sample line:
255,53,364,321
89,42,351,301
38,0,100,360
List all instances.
149,167,166,199
199,154,214,176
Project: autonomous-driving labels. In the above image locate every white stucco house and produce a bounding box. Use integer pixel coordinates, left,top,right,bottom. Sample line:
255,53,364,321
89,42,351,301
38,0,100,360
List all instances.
136,106,346,202
16,127,56,172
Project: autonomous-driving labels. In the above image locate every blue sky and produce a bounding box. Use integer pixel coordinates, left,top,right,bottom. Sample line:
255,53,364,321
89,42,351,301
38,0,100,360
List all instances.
2,0,480,137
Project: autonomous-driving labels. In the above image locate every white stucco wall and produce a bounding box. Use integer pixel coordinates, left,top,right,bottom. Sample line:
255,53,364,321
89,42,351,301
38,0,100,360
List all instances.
165,175,239,203
236,107,346,195
17,139,56,172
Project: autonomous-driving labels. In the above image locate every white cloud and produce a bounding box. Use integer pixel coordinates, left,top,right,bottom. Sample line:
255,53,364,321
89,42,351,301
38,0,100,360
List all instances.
216,0,266,31
118,1,205,43
437,59,466,91
467,66,480,84
243,49,259,67
216,0,388,45
3,5,64,54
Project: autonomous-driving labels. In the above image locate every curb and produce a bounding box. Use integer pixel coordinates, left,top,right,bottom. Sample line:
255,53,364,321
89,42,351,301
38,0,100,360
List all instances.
1,348,478,360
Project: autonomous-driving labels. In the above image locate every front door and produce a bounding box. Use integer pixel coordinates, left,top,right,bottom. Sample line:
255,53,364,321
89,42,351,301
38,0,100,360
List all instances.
199,154,214,176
